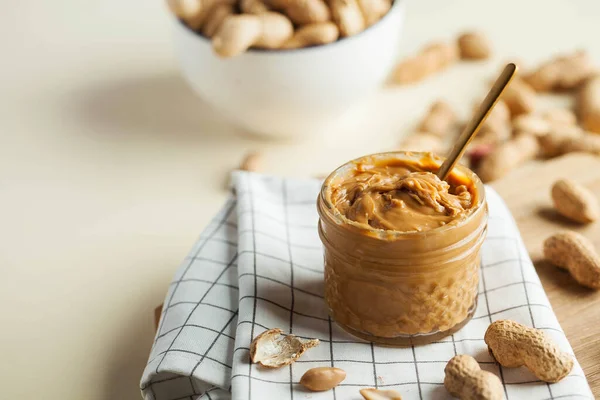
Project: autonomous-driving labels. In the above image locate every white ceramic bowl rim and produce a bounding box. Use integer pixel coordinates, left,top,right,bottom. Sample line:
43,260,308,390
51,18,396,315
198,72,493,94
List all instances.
176,0,404,55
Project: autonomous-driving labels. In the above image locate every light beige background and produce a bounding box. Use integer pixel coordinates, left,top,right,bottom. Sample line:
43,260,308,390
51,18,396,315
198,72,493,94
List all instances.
1,0,599,399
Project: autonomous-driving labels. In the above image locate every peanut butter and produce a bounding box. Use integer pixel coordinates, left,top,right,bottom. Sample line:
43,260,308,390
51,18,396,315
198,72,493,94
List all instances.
317,152,488,346
329,159,474,232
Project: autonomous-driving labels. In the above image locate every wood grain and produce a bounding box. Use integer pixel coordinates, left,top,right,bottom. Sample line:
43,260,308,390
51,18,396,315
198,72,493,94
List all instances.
491,152,600,397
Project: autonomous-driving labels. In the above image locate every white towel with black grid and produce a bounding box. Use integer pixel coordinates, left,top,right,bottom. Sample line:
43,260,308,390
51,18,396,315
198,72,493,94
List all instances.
140,171,594,400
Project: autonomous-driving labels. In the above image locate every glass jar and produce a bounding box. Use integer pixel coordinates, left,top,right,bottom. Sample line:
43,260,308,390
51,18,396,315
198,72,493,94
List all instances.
317,151,488,346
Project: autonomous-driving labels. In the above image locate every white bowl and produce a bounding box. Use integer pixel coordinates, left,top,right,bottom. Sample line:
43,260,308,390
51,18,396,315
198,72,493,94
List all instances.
173,1,405,139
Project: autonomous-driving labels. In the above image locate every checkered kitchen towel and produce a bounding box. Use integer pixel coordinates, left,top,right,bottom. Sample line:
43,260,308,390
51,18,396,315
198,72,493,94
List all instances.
141,171,594,400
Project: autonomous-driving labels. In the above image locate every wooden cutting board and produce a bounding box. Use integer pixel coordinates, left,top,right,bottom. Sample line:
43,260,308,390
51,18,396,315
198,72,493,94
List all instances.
491,152,600,397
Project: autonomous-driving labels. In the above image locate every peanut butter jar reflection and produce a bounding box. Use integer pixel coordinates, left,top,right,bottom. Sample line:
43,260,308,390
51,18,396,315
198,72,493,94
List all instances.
317,152,488,346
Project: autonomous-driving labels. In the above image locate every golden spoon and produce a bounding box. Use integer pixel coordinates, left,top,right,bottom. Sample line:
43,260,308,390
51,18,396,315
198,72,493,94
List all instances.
436,63,518,181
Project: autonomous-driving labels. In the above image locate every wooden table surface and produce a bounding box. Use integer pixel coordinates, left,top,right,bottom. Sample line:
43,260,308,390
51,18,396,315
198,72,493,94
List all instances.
491,153,600,397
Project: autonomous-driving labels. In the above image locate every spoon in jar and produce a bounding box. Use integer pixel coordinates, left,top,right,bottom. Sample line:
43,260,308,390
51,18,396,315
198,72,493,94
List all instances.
436,63,518,181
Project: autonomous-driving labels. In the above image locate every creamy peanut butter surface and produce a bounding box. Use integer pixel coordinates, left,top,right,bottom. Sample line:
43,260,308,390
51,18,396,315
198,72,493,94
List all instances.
330,161,474,232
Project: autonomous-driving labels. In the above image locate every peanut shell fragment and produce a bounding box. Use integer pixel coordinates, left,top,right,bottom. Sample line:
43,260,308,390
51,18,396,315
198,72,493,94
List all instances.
249,328,319,368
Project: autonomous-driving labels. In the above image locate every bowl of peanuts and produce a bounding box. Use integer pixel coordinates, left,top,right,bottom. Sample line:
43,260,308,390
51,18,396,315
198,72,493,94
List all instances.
168,0,405,139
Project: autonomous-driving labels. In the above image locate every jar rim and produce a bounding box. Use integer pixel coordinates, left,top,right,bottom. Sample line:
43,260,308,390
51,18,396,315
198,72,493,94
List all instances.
318,151,487,240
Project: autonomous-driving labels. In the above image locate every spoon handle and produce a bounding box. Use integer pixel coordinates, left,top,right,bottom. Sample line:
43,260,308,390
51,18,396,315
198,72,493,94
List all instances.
436,63,518,181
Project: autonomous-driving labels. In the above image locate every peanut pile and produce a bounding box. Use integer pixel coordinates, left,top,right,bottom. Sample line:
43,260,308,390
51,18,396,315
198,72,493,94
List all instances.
396,32,600,183
167,0,392,57
396,34,600,295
